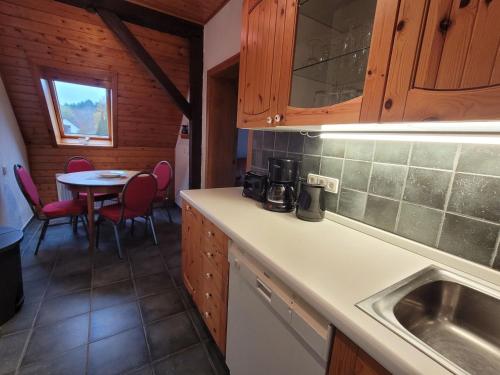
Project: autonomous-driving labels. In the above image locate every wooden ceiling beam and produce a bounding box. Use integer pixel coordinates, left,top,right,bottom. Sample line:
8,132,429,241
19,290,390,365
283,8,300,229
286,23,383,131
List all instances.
97,8,192,119
55,0,203,38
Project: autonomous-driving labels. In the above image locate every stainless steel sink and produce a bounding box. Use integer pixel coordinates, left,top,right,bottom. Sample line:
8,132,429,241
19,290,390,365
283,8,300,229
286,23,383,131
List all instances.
357,266,500,375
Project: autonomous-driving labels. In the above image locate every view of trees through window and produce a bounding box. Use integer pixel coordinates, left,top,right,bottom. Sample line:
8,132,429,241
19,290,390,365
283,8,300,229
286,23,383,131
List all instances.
53,81,109,138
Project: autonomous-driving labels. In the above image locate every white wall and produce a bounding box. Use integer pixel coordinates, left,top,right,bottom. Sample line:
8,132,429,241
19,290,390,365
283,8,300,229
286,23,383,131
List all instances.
201,0,243,187
0,76,33,229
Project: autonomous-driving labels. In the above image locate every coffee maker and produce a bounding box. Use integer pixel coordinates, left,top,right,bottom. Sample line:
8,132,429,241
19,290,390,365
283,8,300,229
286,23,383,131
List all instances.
263,158,299,212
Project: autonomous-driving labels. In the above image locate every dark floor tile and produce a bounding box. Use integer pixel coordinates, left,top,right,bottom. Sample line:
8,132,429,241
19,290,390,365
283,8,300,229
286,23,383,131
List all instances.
22,262,54,282
146,312,199,360
139,289,184,323
0,331,30,374
448,173,500,222
23,314,89,365
88,327,149,375
21,250,58,269
178,286,195,310
342,160,371,191
396,203,442,247
134,272,175,298
438,214,498,266
403,167,451,209
0,302,38,336
90,301,141,342
36,290,90,327
164,252,181,270
169,267,183,287
410,142,457,170
19,344,87,375
23,278,49,304
93,249,124,269
204,340,229,375
93,261,130,288
373,141,410,165
92,280,136,311
154,344,213,375
132,254,166,277
125,364,154,375
363,195,399,232
45,271,91,298
187,309,209,341
53,255,91,278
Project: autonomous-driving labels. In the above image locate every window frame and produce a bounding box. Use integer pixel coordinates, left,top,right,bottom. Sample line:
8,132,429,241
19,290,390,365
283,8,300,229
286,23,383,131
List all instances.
35,66,118,148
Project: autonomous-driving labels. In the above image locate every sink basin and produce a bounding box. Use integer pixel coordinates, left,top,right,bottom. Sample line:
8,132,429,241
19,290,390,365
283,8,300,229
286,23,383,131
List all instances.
357,267,500,374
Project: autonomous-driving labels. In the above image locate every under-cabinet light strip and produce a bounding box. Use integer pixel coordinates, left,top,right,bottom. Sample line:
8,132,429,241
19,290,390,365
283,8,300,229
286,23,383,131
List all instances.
319,132,500,144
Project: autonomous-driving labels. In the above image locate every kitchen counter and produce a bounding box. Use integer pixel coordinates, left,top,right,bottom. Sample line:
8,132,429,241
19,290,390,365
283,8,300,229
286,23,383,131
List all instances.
180,187,496,374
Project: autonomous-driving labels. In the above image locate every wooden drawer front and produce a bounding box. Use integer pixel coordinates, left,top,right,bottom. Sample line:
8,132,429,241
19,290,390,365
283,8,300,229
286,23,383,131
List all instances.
201,243,228,279
202,219,228,257
200,288,224,345
200,252,226,300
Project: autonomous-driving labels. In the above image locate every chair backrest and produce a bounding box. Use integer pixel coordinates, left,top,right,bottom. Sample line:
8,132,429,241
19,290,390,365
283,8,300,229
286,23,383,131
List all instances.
153,161,173,191
13,164,42,214
122,172,157,215
65,156,94,173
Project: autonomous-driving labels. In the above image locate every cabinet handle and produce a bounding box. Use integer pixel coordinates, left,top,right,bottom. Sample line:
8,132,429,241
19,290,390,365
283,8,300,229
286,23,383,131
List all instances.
204,311,211,318
207,231,213,237
185,205,191,211
459,0,470,7
206,252,213,258
266,116,273,125
205,272,213,279
439,18,452,34
274,114,282,123
205,292,212,299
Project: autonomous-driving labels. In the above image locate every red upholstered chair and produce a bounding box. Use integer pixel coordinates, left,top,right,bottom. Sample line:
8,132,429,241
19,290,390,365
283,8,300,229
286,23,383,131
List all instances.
64,156,117,205
96,172,158,258
152,160,173,222
13,164,87,254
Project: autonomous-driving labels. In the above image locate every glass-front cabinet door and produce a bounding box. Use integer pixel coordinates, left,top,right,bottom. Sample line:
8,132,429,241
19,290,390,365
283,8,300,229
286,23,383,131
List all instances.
277,0,396,125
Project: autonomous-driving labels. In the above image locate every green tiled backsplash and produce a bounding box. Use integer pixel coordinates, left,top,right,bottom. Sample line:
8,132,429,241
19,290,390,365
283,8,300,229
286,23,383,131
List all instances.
251,131,500,270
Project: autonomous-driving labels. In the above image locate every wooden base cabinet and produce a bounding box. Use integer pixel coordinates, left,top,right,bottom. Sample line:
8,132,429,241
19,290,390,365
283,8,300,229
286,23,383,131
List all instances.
181,201,229,354
329,331,389,375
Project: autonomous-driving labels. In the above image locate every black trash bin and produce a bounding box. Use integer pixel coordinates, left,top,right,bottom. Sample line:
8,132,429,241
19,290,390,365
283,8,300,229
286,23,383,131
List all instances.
0,226,24,325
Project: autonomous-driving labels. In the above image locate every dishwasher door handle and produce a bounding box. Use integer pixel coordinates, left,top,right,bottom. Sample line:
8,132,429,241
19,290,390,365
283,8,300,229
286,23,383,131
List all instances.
256,278,272,303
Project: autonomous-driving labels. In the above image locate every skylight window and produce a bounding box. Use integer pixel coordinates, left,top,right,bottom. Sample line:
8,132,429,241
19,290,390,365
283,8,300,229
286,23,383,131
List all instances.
36,66,117,147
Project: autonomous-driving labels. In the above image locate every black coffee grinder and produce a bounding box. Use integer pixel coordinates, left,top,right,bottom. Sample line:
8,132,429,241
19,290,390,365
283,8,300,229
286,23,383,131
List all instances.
263,158,299,212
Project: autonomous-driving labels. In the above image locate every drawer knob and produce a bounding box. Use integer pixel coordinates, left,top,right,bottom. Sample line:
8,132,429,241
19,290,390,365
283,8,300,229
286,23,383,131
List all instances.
205,292,212,299
206,252,213,258
204,311,211,318
207,231,213,237
205,273,213,279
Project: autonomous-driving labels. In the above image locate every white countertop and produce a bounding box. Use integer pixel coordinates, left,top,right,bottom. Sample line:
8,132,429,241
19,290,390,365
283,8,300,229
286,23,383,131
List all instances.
180,187,496,375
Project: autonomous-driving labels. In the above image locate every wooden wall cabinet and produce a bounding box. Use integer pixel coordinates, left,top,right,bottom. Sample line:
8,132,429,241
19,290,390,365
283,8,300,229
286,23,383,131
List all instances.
237,0,400,128
329,331,389,375
382,0,500,121
181,201,229,354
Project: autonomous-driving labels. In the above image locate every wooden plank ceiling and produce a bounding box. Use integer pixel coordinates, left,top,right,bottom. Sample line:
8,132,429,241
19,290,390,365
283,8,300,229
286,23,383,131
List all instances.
128,0,230,24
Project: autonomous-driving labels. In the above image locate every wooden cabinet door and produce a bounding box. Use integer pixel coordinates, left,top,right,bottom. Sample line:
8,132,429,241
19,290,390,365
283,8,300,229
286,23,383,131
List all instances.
181,203,201,298
382,0,500,121
276,0,399,126
236,0,287,128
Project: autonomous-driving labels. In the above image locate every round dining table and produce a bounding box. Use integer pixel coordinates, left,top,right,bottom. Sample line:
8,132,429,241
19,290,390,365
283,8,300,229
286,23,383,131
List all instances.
57,170,139,252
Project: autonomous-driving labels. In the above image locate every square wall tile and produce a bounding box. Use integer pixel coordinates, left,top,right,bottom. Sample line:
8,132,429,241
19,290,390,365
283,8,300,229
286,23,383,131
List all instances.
251,149,262,170
345,140,374,161
438,214,498,266
274,132,289,152
324,192,338,212
364,195,399,232
261,150,273,169
300,155,320,179
338,189,367,221
457,145,500,176
320,157,343,179
303,135,323,156
410,143,457,170
342,160,371,191
403,168,451,209
252,131,263,150
373,141,411,165
448,173,500,222
262,132,275,150
369,163,406,199
396,203,442,247
288,133,304,154
322,139,345,158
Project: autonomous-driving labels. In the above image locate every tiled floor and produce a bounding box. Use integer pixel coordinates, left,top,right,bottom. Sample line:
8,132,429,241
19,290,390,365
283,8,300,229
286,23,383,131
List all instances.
0,207,228,375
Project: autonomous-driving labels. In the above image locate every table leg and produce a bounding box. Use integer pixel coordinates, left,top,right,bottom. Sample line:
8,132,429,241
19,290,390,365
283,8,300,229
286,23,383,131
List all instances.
86,187,95,253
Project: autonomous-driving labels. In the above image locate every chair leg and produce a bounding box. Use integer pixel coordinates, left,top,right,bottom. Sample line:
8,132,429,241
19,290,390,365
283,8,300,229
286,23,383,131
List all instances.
100,200,105,208
72,216,78,234
35,220,49,255
95,218,101,249
143,217,149,237
165,203,173,224
130,218,135,236
112,224,123,259
149,215,159,245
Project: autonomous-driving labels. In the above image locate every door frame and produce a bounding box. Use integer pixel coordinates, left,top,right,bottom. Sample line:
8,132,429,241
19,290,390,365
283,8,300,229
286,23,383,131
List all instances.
205,53,241,188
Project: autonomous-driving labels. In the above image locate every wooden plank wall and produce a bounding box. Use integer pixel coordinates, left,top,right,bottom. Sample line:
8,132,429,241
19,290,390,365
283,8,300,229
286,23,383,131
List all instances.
0,0,189,202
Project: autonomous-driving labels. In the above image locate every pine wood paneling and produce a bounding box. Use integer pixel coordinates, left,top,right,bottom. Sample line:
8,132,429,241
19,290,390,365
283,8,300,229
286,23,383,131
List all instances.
0,0,188,203
128,0,230,24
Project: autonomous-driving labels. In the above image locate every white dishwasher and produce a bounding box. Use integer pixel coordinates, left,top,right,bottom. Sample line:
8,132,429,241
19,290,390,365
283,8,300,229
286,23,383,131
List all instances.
226,244,334,375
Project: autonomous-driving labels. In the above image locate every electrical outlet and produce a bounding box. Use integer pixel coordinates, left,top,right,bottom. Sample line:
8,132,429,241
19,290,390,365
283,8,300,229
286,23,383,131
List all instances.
306,173,339,194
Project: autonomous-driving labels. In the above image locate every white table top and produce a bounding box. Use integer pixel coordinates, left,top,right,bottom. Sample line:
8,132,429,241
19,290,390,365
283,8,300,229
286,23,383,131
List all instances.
57,170,139,187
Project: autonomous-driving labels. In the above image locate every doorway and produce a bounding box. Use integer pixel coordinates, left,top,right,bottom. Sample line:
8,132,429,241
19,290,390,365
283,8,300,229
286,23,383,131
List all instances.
205,53,246,188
